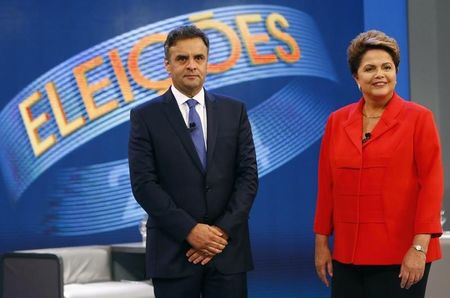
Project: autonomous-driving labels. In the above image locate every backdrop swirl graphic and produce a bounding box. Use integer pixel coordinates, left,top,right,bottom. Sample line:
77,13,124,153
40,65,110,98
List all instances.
0,5,337,235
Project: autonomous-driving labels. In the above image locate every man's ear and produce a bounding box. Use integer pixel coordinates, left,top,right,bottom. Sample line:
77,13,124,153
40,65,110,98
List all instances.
164,58,170,73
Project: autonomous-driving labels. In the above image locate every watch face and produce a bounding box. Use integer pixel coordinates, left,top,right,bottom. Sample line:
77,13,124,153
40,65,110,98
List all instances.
413,245,425,253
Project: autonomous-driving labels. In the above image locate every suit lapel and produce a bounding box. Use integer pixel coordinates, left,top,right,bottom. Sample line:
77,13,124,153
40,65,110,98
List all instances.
161,90,205,173
205,91,218,173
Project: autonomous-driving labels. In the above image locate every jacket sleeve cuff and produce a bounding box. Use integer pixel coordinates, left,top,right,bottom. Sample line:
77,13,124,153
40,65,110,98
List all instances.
414,221,443,238
313,225,333,236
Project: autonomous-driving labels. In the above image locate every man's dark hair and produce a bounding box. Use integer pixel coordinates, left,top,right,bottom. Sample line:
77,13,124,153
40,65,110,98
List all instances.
164,25,209,59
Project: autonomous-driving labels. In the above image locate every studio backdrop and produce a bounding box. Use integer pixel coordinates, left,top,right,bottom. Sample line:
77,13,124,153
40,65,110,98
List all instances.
0,0,408,296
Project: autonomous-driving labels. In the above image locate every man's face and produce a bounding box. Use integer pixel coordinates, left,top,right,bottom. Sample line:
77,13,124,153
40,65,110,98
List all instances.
165,37,208,97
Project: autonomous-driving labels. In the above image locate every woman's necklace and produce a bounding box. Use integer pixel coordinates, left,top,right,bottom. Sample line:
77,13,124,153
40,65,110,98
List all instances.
362,113,382,119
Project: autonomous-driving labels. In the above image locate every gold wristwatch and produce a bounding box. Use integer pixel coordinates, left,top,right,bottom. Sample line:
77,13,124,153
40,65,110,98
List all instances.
412,244,426,255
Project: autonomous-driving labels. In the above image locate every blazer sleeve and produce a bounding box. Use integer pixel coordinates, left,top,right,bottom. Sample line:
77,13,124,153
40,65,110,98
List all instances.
128,109,197,243
413,109,444,237
314,114,334,236
214,104,258,238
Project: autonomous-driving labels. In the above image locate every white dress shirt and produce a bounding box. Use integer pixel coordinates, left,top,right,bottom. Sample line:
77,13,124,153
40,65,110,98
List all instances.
171,85,207,147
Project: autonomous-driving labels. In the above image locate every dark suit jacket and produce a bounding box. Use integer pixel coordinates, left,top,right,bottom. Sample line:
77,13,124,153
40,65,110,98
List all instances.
128,88,258,278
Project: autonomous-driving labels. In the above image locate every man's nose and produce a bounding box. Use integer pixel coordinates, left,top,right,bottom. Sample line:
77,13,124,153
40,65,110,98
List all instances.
187,57,196,69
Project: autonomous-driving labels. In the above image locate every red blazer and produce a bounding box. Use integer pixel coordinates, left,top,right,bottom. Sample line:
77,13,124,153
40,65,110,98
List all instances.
314,93,444,264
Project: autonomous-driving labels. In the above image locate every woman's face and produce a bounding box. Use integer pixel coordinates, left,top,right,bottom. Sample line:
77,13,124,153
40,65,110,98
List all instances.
354,49,397,102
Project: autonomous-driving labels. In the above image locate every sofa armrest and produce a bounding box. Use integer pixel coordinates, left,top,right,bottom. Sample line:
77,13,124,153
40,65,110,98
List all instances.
1,252,64,298
111,250,146,281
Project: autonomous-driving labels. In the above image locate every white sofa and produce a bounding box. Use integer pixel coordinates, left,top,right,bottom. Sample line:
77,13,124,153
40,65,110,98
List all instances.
1,245,154,298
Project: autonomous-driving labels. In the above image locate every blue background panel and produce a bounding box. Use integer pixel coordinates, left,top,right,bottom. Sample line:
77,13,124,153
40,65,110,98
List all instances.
0,1,407,297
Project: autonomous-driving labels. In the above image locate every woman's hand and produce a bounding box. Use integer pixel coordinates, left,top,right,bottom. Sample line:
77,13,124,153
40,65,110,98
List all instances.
399,234,430,289
315,234,333,287
399,247,426,289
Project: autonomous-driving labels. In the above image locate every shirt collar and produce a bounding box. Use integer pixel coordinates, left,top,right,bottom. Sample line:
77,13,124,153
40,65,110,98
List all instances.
171,85,205,107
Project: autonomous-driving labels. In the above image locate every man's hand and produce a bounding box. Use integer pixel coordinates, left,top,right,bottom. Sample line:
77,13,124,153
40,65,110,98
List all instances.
186,224,228,255
211,225,229,240
186,247,213,265
186,225,229,265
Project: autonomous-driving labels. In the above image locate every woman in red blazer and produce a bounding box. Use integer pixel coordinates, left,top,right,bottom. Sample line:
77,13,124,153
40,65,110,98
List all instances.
314,30,444,298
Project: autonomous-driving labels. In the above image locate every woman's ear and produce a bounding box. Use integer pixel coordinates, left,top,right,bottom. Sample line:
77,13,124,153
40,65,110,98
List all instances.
353,76,361,91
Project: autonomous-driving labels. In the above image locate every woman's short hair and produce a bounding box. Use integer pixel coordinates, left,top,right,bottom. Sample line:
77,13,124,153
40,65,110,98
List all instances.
347,30,400,75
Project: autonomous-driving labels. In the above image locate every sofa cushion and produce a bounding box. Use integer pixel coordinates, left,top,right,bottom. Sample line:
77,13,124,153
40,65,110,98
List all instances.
20,245,111,284
64,281,154,298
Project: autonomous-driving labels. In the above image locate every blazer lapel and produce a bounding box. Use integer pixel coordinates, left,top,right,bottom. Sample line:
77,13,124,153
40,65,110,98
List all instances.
367,93,403,143
205,91,218,173
343,93,404,149
161,90,205,173
343,100,364,153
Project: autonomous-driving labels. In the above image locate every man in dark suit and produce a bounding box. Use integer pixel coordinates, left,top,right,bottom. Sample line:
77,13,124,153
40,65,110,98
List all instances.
128,25,258,298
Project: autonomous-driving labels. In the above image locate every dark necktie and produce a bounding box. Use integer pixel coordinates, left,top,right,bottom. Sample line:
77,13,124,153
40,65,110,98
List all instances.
186,99,206,169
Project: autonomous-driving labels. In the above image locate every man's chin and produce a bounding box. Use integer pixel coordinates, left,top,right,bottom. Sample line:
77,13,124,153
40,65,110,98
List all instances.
178,85,201,96
183,78,201,85
183,82,202,90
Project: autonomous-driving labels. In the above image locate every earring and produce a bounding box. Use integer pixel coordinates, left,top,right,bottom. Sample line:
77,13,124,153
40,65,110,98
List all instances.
357,83,361,91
